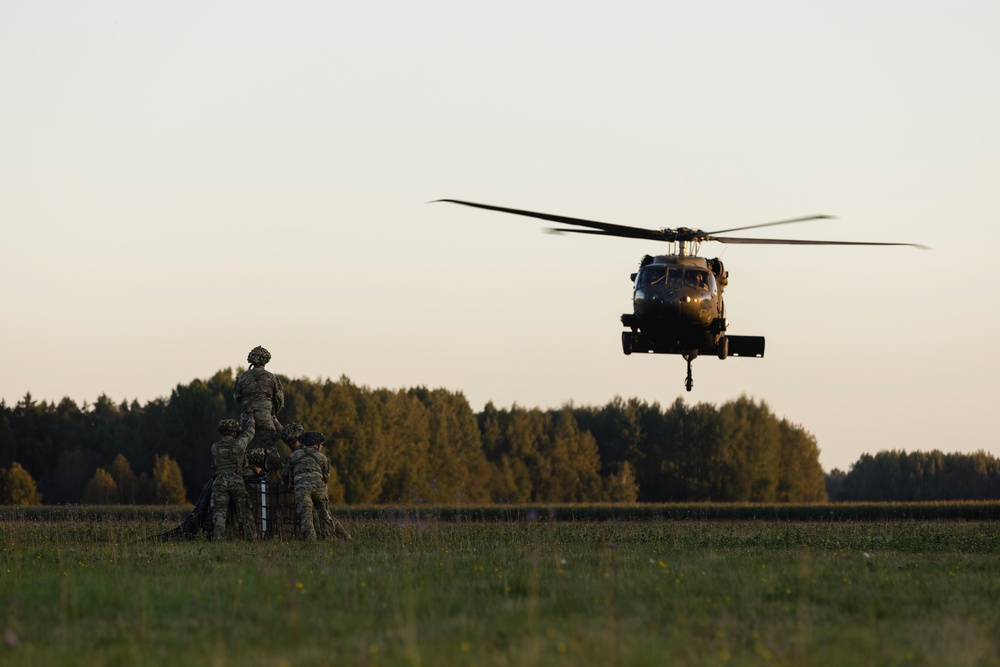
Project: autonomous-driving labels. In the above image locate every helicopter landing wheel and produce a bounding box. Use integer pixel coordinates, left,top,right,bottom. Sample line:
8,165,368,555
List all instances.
717,335,728,360
622,331,633,356
684,356,694,391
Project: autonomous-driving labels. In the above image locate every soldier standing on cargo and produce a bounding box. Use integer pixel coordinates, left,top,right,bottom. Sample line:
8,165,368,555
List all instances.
284,431,350,542
211,411,256,540
234,346,284,473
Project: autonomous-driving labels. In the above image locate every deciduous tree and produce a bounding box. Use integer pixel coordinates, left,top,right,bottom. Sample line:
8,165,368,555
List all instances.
153,454,188,505
0,462,42,505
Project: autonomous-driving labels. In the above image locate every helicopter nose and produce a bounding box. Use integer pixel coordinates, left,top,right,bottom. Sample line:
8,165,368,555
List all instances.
678,294,710,319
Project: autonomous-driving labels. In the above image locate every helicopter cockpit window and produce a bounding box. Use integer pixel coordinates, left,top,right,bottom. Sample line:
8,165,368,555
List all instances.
667,267,684,287
637,266,666,287
684,270,714,292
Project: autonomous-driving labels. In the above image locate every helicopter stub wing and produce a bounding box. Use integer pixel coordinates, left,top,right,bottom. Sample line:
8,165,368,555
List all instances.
725,335,766,358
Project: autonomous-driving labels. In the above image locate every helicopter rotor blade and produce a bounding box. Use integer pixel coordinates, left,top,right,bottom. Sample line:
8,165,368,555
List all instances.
710,236,930,249
434,199,665,241
548,228,606,236
546,227,663,240
706,215,835,235
435,199,928,249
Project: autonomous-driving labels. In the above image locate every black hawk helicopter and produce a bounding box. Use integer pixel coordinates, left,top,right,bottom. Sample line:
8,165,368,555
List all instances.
437,199,927,391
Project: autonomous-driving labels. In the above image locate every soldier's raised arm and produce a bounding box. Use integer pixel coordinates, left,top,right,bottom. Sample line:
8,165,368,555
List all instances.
235,410,256,455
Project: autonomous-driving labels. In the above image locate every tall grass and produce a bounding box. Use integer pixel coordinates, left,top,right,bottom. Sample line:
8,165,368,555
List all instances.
1,514,998,666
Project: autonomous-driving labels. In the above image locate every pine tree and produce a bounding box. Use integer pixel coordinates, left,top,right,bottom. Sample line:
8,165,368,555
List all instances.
50,450,94,504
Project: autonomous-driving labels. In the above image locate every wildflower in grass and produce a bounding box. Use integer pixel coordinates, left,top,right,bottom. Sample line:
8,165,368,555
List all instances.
754,642,773,660
461,642,471,652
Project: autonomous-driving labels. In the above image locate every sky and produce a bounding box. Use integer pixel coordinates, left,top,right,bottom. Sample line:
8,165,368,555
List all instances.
2,1,998,472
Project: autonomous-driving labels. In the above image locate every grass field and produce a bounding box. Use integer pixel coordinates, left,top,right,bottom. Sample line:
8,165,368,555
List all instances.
1,509,999,666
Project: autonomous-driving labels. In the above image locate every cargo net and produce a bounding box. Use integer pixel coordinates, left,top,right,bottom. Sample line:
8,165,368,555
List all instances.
156,474,298,541
245,476,298,539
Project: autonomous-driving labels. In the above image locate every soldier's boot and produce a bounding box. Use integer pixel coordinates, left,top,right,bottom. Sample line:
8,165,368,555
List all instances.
333,519,352,541
300,516,317,542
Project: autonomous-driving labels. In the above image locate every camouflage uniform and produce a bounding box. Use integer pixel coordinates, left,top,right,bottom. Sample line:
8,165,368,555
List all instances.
210,416,256,540
234,346,284,472
284,432,349,542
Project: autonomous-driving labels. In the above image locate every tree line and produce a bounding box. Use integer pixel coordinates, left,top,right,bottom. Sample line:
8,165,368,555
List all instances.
3,369,831,505
825,450,1000,502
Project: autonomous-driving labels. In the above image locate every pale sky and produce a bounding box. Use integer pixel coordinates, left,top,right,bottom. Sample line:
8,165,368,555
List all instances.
2,1,998,472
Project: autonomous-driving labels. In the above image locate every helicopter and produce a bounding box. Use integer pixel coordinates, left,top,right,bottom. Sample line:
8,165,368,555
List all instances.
437,199,927,391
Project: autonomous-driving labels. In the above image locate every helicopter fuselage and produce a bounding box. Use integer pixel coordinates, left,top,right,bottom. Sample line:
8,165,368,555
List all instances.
620,254,764,362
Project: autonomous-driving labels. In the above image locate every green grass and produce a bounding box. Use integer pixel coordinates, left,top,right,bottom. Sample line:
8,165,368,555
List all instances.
1,514,999,666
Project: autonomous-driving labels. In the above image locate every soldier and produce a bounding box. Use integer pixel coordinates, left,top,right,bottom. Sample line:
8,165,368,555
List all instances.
211,411,256,540
234,346,284,473
284,431,350,542
243,448,267,478
278,422,305,451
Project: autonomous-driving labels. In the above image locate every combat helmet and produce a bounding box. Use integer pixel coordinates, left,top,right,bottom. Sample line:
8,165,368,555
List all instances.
279,422,305,444
299,431,326,447
247,345,271,367
246,448,267,469
217,418,241,435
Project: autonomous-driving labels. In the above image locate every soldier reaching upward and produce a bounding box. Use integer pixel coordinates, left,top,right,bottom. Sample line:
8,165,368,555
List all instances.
211,412,256,540
234,346,284,472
